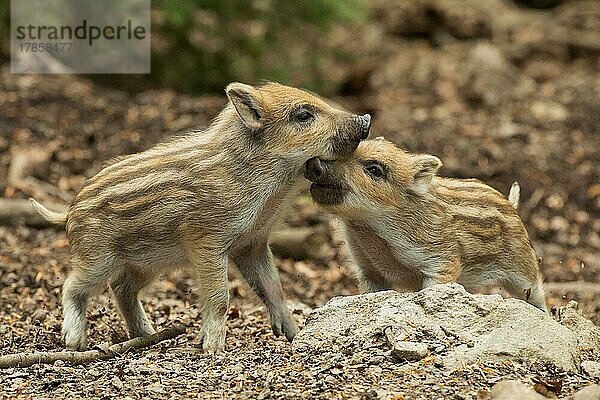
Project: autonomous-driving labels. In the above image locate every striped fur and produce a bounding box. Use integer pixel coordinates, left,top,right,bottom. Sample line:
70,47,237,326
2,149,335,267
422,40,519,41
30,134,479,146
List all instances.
308,138,548,312
31,82,371,352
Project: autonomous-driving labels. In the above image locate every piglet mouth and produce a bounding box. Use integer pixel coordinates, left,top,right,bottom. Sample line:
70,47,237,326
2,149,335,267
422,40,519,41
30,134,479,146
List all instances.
310,182,348,192
304,156,349,205
310,182,348,206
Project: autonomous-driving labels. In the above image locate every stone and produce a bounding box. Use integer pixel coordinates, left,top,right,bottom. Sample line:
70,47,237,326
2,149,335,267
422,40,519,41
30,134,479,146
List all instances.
490,380,547,400
110,376,123,390
581,361,600,379
293,284,582,371
573,385,600,400
389,340,429,361
557,300,600,353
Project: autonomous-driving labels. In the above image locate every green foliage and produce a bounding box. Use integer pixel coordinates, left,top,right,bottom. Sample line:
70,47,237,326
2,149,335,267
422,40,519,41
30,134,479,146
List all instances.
0,0,369,94
151,0,369,94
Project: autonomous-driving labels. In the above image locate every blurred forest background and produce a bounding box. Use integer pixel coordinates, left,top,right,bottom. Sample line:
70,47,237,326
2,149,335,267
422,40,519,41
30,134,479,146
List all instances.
0,0,370,93
0,0,599,396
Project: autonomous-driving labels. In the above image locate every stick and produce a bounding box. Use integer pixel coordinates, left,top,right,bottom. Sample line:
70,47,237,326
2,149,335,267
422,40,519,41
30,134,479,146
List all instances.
0,198,68,228
17,177,73,204
544,282,600,296
269,227,330,261
0,324,186,369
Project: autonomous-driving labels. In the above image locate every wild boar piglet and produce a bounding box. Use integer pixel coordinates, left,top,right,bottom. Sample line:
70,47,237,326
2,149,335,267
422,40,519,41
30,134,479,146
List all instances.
305,137,547,312
31,81,371,352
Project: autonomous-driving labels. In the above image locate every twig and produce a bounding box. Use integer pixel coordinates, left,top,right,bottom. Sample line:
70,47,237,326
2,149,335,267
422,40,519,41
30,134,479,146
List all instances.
544,282,600,296
0,324,186,369
269,227,330,261
0,198,68,228
18,177,73,204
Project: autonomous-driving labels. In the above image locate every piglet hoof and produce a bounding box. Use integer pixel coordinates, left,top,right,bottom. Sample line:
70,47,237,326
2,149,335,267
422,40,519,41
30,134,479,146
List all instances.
283,320,299,342
62,330,88,351
270,313,298,342
200,325,226,354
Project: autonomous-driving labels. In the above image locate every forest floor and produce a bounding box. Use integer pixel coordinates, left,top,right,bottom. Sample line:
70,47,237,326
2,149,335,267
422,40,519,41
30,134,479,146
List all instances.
0,0,599,398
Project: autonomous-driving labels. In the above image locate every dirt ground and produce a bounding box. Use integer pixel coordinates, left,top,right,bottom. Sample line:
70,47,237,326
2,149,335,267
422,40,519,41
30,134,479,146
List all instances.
0,0,599,398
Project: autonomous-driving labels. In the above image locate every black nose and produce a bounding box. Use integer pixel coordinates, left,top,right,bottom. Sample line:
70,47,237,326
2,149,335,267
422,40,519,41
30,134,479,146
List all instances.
360,113,371,139
305,157,323,181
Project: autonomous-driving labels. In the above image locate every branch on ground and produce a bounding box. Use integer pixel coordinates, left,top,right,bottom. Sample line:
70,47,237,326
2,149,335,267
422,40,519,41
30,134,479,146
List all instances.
0,324,186,369
544,282,600,295
0,198,67,228
269,227,331,262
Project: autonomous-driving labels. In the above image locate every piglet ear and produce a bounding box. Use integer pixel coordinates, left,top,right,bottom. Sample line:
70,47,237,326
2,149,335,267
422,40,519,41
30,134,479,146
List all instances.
409,154,442,195
226,82,264,131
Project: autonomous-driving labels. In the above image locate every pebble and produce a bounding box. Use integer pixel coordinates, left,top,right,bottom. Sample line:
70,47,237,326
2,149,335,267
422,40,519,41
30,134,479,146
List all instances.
369,355,386,365
391,341,429,361
147,383,165,393
111,376,123,390
581,361,600,379
432,344,446,353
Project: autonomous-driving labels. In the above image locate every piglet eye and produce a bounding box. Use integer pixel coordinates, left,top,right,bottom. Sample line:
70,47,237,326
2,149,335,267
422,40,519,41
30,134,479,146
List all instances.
296,110,314,123
365,163,385,179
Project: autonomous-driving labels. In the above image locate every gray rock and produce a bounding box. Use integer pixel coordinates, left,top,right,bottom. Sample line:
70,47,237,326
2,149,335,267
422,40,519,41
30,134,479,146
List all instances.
557,300,600,353
573,384,600,400
388,339,428,361
490,380,546,400
293,284,582,371
581,361,600,379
